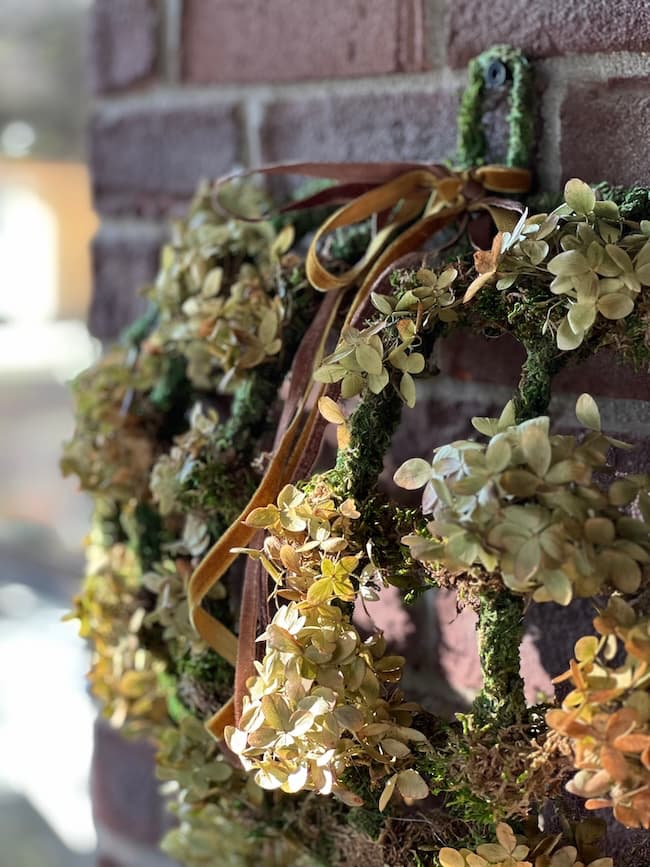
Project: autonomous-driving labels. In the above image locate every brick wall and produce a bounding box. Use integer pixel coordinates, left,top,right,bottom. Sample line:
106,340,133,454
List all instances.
88,0,650,338
87,2,650,864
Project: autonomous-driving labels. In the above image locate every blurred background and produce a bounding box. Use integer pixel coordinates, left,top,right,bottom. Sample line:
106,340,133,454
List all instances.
1,1,99,864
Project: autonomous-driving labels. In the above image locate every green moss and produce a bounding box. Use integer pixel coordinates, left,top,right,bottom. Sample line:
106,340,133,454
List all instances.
329,223,372,264
180,457,257,539
359,501,428,590
417,734,496,844
593,182,650,222
149,354,189,413
328,388,403,502
472,591,526,727
340,766,386,840
516,337,566,422
219,363,284,456
125,501,164,573
618,311,650,369
176,647,234,685
175,647,235,717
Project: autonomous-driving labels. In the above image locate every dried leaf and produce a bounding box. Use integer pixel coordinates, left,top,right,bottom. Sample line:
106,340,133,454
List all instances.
576,393,601,431
396,768,429,801
318,395,346,425
564,178,596,214
393,458,432,490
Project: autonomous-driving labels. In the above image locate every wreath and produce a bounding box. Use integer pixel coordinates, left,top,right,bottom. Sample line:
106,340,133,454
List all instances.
64,47,650,866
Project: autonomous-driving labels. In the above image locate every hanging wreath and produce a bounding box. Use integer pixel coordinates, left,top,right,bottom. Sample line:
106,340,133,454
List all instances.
64,46,650,866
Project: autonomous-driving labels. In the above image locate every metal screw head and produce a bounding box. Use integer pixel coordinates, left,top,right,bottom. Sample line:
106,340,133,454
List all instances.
485,59,508,88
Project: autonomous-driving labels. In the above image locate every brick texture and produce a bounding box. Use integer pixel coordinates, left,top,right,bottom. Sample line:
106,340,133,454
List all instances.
448,0,650,68
437,332,650,402
260,88,460,165
89,224,167,339
182,0,429,85
561,78,650,187
91,719,169,846
90,103,242,216
89,0,158,93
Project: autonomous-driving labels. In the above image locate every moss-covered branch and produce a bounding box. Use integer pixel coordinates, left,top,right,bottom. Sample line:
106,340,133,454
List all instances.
329,387,403,502
472,591,526,727
515,337,566,423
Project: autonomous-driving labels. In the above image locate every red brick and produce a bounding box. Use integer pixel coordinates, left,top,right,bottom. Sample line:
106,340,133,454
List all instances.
90,0,158,93
182,0,429,85
436,332,524,391
91,718,169,846
260,88,460,165
561,78,650,187
448,0,650,68
89,224,167,339
90,102,242,217
437,333,650,402
554,350,650,402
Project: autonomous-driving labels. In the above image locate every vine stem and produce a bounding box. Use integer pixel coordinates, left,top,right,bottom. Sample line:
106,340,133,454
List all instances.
473,591,526,727
473,338,566,727
329,387,403,502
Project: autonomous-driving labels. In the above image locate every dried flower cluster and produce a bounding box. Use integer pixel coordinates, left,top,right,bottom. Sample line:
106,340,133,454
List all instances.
547,596,650,828
60,348,159,500
149,403,220,517
465,178,650,351
439,820,612,867
314,266,458,407
395,395,650,604
157,715,319,867
143,184,293,390
225,483,430,808
68,537,168,733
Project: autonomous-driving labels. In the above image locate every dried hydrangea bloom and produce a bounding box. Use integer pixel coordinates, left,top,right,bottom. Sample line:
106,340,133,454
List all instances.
547,598,650,829
68,538,168,734
143,184,291,390
150,403,220,517
158,717,319,867
314,263,457,410
61,347,159,501
314,309,428,408
395,395,650,605
226,482,430,807
439,822,532,867
463,177,650,350
143,550,223,655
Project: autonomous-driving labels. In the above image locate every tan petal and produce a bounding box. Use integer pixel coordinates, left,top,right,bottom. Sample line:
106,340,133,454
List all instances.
613,733,650,754
606,707,639,740
600,746,631,783
438,849,467,867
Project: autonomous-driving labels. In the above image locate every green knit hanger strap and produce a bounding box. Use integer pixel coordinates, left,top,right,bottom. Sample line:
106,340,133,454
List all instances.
456,45,535,170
